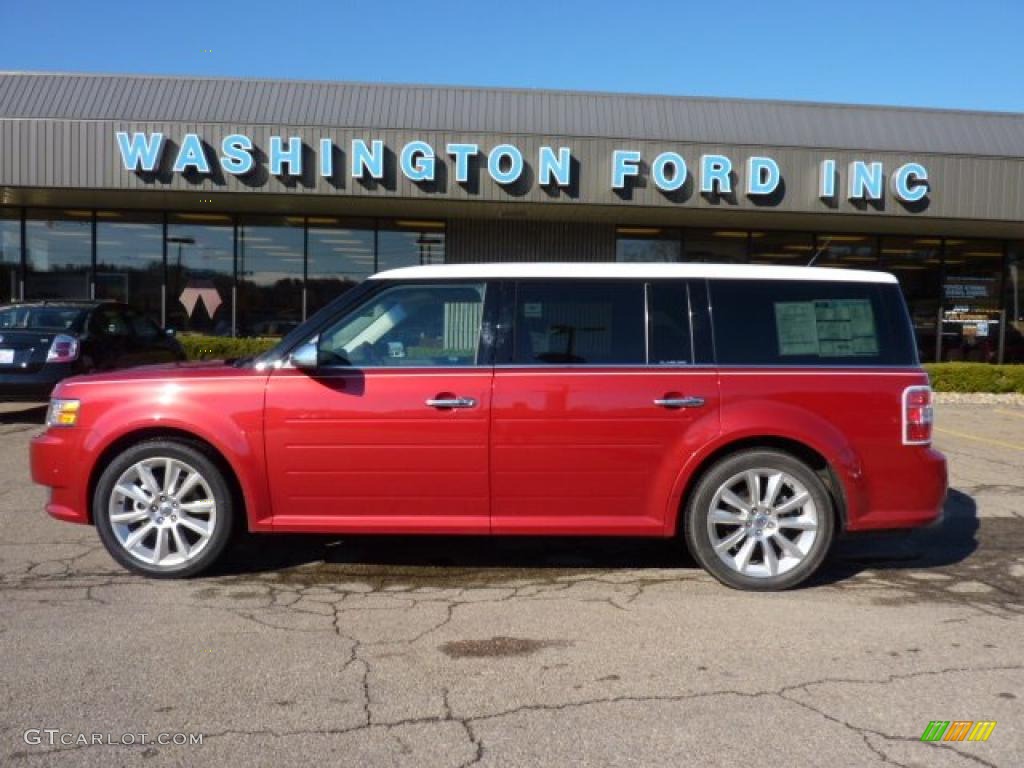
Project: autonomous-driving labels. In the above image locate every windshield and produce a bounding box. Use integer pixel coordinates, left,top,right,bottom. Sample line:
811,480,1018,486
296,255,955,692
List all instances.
0,306,88,332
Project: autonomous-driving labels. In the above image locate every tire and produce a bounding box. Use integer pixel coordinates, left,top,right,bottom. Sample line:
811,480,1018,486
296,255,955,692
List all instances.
684,449,835,591
93,439,234,578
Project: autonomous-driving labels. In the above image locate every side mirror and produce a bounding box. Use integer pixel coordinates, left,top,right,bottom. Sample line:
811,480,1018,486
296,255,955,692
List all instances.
165,328,177,337
288,338,319,370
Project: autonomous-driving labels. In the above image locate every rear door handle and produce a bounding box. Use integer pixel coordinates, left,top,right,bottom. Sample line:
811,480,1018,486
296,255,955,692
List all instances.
426,397,477,409
653,396,705,409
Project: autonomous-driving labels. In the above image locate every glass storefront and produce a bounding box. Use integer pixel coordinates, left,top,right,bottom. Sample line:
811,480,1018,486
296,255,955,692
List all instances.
616,228,681,262
940,240,1004,362
166,214,235,336
237,217,304,337
306,217,375,316
1,206,1018,361
25,209,93,300
0,208,18,303
95,211,164,321
1007,242,1024,363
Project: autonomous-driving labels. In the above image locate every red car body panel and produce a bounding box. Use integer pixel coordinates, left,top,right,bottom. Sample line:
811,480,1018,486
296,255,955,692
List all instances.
30,361,946,537
263,367,491,534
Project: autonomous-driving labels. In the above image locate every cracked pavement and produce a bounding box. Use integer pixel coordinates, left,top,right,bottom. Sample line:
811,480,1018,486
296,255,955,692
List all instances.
1,402,1022,766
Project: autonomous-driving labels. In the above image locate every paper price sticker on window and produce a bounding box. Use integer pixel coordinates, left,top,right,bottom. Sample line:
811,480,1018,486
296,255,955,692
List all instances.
775,299,878,358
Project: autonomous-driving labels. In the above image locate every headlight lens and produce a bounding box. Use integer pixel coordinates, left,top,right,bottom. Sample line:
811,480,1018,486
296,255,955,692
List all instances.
46,399,81,427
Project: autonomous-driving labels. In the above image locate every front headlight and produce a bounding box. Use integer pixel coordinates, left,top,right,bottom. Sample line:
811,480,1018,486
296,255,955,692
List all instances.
46,399,81,428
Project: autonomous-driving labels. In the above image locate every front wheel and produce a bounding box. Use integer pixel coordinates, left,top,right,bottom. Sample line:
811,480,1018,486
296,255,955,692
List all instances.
94,440,234,578
685,449,835,590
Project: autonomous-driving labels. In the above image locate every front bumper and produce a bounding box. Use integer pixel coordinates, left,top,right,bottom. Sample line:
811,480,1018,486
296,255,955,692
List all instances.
30,427,90,525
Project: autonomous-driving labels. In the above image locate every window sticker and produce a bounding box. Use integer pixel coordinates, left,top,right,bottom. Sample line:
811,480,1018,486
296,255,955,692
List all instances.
775,299,878,357
522,302,543,319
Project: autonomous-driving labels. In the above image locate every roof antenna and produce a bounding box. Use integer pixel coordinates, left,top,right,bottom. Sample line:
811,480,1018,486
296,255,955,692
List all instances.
806,237,832,267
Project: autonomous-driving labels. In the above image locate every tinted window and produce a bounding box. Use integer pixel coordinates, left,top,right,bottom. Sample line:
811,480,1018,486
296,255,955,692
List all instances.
648,282,692,365
319,282,485,367
710,279,916,366
513,281,645,365
91,307,130,337
124,308,161,340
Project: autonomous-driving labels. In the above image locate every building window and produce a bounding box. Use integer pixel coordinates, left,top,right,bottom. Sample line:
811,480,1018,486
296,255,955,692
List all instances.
1006,242,1024,363
95,212,164,323
941,239,1004,362
812,234,879,268
615,227,681,262
306,217,375,317
24,209,93,300
377,220,445,272
237,217,304,338
748,231,815,266
682,229,748,262
0,208,19,303
881,237,943,363
166,214,234,336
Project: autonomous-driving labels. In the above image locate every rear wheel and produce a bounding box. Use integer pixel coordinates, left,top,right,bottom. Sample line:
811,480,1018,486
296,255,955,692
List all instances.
685,449,835,590
93,440,234,578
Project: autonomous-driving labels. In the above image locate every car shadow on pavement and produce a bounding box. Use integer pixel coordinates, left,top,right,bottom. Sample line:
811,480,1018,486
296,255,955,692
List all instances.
811,488,979,586
213,489,980,586
0,404,47,425
214,533,694,579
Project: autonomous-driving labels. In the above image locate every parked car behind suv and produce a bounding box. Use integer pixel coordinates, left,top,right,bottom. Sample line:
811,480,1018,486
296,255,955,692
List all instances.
30,264,947,590
0,301,184,401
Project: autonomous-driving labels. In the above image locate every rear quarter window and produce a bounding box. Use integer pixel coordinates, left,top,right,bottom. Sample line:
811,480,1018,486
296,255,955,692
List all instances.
710,279,917,366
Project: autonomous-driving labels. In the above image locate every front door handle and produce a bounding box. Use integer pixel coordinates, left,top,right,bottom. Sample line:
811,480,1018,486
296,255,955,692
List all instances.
653,396,705,409
426,397,477,409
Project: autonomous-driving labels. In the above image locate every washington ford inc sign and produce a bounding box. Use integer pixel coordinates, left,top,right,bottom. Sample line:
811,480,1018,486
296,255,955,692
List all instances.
115,131,930,206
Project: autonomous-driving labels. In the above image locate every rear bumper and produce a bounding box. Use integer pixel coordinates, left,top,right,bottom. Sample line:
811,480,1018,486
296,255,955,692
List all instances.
0,364,72,402
30,428,90,525
847,447,948,531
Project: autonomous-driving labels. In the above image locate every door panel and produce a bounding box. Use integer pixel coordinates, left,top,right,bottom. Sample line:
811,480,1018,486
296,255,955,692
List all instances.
265,369,492,532
491,369,720,534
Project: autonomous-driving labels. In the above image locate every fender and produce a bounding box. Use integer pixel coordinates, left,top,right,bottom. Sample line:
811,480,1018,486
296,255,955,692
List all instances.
73,382,272,530
664,399,868,534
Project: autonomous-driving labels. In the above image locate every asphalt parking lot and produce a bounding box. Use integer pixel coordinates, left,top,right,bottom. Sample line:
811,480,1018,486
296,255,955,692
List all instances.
1,401,1022,767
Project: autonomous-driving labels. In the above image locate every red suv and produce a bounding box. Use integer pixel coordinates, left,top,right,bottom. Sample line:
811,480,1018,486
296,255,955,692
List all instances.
30,264,947,590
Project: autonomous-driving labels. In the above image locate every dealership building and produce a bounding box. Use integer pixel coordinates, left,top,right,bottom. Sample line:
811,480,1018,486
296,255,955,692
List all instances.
0,71,1022,361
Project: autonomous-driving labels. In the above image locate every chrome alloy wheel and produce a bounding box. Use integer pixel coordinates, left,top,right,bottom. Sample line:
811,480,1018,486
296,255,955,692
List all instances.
107,458,217,568
706,468,819,579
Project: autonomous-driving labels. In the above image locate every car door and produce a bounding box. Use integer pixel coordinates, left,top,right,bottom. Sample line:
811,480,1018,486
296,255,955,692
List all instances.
490,279,720,536
264,280,495,533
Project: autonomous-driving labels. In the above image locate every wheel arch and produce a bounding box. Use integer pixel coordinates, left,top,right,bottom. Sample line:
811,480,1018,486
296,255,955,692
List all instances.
86,427,248,532
670,435,849,538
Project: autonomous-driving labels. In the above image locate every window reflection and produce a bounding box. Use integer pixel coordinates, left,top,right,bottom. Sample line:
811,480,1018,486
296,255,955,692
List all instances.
25,209,93,300
813,234,878,268
1006,242,1024,363
95,212,164,323
0,209,19,303
941,239,1003,363
748,232,815,266
306,217,375,316
615,228,681,262
881,237,942,362
378,220,445,271
166,214,234,336
237,217,304,337
682,230,747,262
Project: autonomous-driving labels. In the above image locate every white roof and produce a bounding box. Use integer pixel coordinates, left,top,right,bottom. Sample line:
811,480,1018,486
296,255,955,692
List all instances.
371,262,898,284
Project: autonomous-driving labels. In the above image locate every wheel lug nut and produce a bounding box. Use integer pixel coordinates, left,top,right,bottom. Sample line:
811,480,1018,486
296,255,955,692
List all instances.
170,515,177,521
156,516,164,524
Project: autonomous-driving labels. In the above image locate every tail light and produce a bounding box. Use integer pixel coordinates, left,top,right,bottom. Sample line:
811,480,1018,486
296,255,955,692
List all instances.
902,385,934,445
46,334,80,363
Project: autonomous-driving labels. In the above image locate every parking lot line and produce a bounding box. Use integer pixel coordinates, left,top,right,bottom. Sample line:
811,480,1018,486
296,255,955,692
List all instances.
934,426,1024,452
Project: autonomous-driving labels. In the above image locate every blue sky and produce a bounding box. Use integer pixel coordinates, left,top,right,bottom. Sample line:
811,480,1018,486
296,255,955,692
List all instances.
3,0,1022,112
